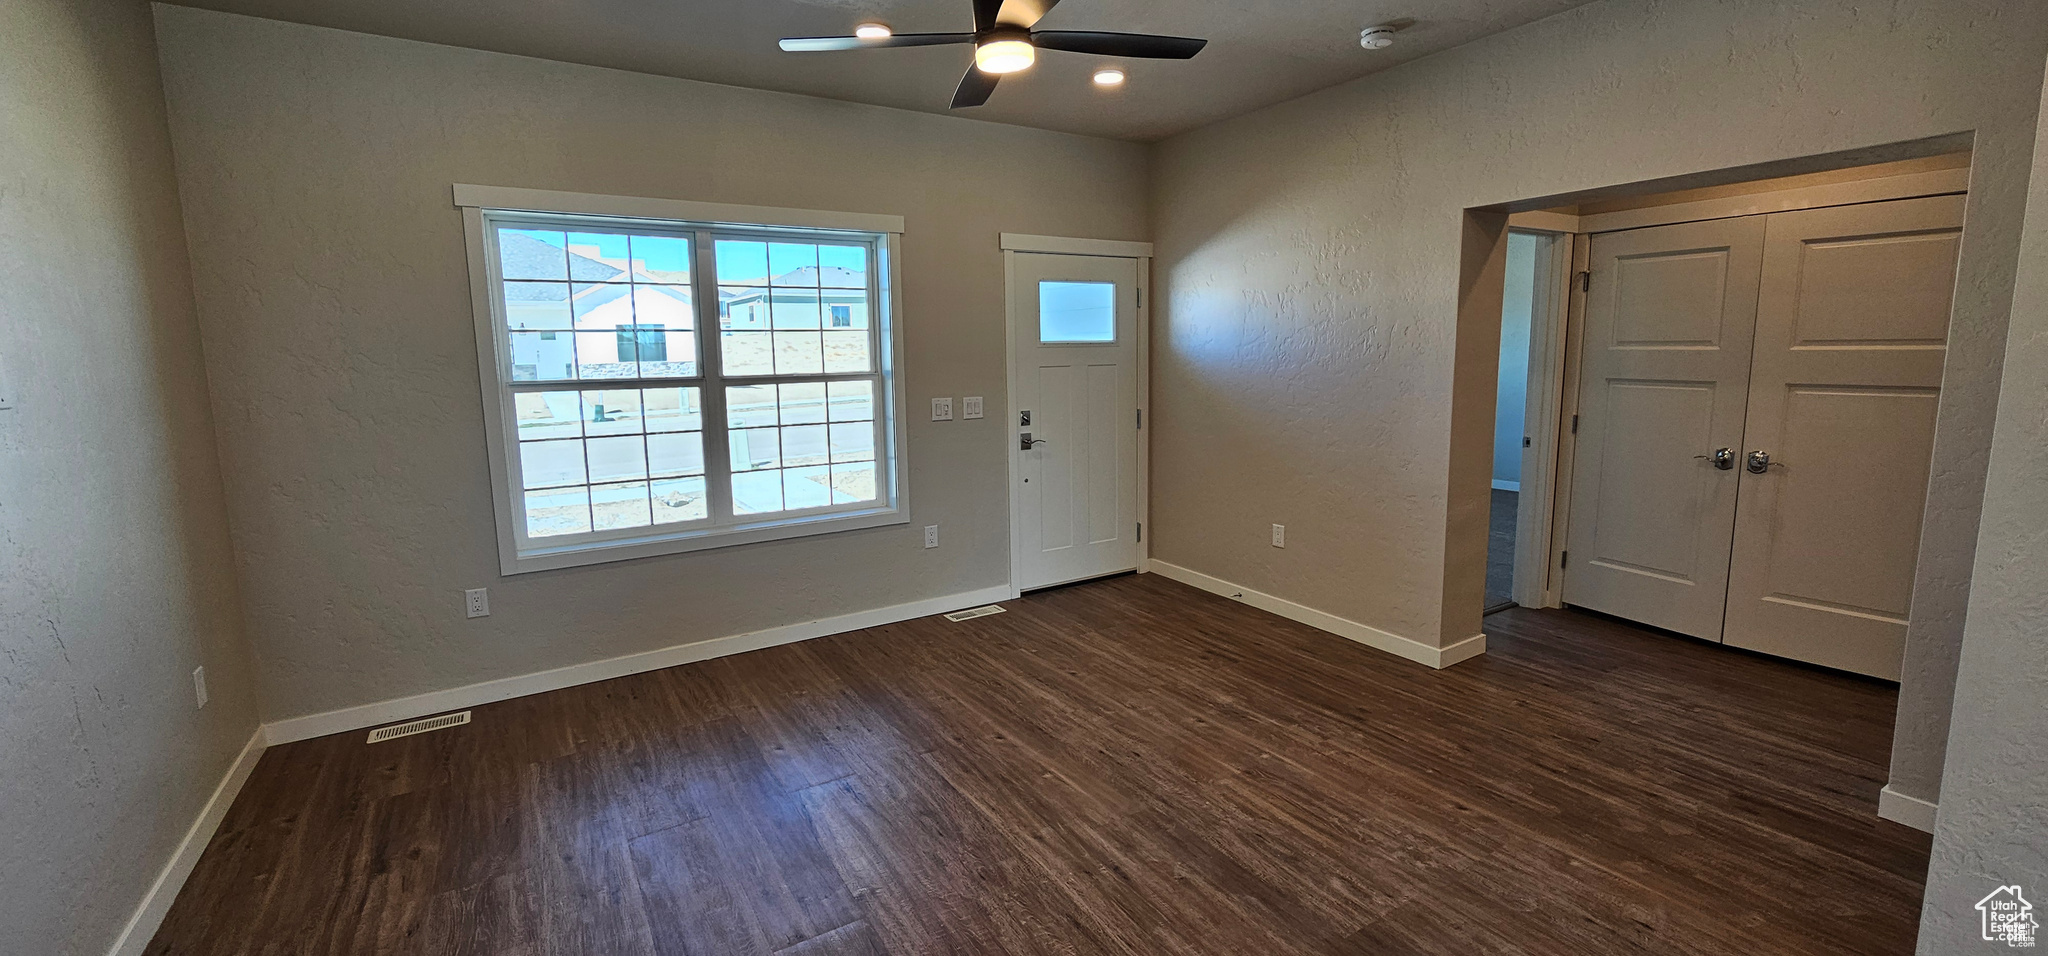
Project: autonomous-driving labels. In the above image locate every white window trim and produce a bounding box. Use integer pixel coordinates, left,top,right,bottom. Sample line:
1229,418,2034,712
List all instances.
456,185,910,575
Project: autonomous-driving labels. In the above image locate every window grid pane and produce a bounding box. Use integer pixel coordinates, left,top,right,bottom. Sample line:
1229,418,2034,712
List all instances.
513,386,704,536
506,227,698,380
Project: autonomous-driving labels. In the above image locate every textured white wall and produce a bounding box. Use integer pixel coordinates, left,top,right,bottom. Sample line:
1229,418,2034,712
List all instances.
1148,0,2048,804
1916,54,2048,956
0,0,262,952
151,6,1149,723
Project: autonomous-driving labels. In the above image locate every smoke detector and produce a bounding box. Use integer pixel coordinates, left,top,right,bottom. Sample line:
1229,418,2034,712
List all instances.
1360,25,1397,49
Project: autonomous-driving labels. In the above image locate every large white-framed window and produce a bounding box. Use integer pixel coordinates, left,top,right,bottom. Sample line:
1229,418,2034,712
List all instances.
456,186,908,574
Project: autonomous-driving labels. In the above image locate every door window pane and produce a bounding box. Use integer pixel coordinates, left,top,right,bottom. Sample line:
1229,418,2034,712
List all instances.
1039,281,1116,343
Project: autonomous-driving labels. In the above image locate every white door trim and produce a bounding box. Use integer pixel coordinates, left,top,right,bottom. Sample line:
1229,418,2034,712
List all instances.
1545,234,1593,609
1001,233,1154,258
1004,244,1151,598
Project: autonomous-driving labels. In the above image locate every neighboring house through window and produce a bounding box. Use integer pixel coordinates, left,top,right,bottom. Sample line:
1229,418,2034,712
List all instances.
461,187,906,572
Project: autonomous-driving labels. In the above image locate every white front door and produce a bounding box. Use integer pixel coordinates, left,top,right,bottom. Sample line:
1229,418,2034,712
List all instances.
1010,252,1141,591
1720,195,1964,679
1562,216,1767,640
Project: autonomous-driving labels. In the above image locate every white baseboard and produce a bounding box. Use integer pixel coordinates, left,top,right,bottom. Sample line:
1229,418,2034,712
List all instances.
263,584,1015,745
106,727,267,956
1143,560,1486,669
1491,479,1521,492
1878,784,1939,833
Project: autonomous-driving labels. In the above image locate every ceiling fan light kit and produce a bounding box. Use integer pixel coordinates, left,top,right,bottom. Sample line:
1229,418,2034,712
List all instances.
778,0,1205,108
975,36,1036,74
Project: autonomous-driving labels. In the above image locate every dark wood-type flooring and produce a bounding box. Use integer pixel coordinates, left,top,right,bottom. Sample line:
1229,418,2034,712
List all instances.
147,573,1930,956
1486,488,1518,612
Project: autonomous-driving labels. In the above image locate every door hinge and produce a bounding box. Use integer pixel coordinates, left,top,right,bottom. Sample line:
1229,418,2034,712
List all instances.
1578,270,1591,293
1560,550,1569,569
1570,414,1579,435
1137,408,1143,429
1136,522,1143,543
1521,436,1531,448
1137,287,1143,308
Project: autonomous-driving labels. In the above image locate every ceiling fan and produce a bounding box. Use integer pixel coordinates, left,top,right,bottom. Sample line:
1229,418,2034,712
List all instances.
778,0,1207,108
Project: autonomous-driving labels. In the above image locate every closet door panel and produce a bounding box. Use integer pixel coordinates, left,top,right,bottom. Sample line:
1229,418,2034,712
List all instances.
1721,195,1964,679
1561,216,1765,639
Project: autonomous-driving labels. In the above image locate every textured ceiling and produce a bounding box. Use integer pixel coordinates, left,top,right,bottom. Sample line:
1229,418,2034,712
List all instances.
158,0,1596,141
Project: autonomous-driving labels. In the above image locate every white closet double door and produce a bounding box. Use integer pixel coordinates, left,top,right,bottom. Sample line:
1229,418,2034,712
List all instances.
1562,195,1964,679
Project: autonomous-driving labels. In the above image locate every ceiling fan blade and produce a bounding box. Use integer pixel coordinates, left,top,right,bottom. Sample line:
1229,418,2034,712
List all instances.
1030,30,1206,58
994,0,1061,29
950,64,1000,108
972,0,1004,33
780,33,975,52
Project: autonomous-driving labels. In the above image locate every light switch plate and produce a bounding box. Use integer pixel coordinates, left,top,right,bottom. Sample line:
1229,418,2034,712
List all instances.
962,396,984,420
931,397,954,422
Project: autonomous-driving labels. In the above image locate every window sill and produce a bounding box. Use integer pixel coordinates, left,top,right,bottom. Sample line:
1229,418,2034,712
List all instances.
501,505,907,575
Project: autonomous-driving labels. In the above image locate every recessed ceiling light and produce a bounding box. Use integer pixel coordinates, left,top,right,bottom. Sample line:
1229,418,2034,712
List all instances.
1360,25,1396,49
854,22,892,40
1093,68,1126,86
974,38,1036,74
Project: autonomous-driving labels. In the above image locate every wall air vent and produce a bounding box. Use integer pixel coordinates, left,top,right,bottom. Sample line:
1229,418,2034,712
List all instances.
944,605,1007,622
366,710,471,744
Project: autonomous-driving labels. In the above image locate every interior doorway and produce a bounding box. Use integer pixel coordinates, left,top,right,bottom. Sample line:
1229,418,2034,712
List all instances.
1485,230,1573,617
1485,232,1539,613
1467,147,1974,680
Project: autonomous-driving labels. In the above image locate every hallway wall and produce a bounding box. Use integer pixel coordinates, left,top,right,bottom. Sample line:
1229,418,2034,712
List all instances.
0,0,262,952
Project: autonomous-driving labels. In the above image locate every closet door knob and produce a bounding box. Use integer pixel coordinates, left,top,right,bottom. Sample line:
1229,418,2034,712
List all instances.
1694,447,1735,470
1746,450,1775,474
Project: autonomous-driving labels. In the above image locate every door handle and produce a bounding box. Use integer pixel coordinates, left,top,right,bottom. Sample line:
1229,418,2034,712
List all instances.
1694,447,1735,470
1746,450,1777,474
1020,433,1048,451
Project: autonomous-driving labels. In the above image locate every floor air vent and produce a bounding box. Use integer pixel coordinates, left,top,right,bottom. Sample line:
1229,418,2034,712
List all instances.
366,710,471,744
944,605,1006,622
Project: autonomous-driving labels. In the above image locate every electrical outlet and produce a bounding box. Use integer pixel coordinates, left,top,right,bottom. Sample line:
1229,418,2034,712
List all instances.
931,397,954,422
1271,523,1286,548
962,396,984,420
924,524,940,549
465,588,490,619
192,666,208,709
